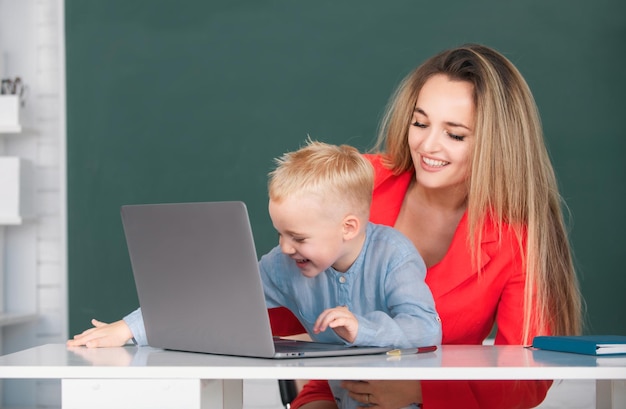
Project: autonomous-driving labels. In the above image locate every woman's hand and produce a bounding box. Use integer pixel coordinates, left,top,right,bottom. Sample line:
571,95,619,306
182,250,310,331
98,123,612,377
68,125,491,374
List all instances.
340,380,422,409
313,306,358,343
66,343,134,366
66,319,133,348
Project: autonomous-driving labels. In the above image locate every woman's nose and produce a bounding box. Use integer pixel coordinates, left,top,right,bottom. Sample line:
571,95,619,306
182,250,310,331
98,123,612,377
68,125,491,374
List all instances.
421,128,442,153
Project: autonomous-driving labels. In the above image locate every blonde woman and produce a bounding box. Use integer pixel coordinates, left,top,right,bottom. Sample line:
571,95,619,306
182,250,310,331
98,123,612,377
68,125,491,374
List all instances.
282,44,582,409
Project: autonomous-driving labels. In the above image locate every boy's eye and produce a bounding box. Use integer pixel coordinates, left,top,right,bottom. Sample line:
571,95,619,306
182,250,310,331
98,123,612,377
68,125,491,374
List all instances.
411,121,427,128
293,237,306,243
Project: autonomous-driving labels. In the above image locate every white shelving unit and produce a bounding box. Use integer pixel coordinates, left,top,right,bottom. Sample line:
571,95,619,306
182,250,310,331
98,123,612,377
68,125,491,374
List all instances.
0,127,38,336
0,100,39,377
0,0,67,407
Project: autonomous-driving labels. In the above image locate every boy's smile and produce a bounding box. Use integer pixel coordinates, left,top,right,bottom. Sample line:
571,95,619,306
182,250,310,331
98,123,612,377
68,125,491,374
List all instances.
268,195,356,277
294,257,310,269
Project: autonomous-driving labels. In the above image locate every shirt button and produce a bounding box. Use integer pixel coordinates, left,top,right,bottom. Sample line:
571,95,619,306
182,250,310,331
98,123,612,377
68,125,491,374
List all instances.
339,276,346,284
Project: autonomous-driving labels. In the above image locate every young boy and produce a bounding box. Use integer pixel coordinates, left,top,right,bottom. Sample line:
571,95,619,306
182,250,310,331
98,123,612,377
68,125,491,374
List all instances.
257,140,441,409
260,140,440,347
68,140,441,409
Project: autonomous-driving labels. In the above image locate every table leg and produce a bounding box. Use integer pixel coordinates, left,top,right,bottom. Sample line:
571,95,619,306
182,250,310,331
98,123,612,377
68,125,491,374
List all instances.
62,378,243,409
202,378,244,409
596,380,626,409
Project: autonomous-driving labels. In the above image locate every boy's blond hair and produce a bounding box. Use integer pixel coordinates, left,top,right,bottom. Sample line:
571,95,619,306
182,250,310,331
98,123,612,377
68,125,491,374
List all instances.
268,140,373,221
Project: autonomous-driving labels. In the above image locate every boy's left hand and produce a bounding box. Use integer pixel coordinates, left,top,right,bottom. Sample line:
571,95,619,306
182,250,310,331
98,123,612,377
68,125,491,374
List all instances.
313,306,358,343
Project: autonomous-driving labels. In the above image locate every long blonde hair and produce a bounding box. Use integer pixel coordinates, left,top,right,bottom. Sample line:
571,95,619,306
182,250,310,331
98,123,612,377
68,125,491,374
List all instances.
373,44,582,342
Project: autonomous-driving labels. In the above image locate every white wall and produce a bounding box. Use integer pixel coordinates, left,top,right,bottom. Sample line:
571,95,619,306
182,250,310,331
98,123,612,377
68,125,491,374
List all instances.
0,0,67,406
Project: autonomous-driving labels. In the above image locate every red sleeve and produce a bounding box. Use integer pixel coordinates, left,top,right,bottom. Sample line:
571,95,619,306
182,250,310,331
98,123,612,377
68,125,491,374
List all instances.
269,307,305,337
290,380,334,409
421,380,552,409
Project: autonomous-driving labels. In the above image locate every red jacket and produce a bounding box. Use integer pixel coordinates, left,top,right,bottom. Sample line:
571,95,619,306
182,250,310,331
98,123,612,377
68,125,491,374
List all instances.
270,154,551,409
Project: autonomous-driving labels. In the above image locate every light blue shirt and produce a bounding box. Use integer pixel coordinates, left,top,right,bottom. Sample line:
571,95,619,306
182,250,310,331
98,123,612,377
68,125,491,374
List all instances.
260,222,441,348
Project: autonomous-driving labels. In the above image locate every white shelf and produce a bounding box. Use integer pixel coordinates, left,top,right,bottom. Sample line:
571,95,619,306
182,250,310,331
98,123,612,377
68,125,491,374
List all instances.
0,215,35,225
0,312,38,328
0,215,23,225
0,124,22,134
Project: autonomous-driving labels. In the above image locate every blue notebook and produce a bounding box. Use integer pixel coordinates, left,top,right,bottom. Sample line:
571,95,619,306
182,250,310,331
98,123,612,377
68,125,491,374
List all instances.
532,335,626,356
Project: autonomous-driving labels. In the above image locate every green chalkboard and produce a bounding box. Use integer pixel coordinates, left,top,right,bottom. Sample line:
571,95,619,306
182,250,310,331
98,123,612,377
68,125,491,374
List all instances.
66,0,626,337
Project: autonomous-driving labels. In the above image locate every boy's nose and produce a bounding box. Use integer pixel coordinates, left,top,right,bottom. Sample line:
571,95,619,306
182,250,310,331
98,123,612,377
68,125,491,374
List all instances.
279,238,296,255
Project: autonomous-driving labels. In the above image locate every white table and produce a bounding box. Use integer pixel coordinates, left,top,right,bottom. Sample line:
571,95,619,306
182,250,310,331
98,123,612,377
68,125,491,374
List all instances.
0,343,624,409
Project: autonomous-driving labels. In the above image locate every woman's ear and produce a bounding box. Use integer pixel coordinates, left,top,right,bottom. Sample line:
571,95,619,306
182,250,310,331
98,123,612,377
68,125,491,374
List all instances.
342,214,361,241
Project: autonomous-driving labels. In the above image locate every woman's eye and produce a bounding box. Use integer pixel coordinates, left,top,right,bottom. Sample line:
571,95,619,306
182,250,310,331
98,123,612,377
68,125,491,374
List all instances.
411,121,427,128
445,130,465,141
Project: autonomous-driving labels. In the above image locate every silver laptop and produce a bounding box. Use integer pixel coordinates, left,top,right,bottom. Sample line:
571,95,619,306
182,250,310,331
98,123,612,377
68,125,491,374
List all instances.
120,201,392,359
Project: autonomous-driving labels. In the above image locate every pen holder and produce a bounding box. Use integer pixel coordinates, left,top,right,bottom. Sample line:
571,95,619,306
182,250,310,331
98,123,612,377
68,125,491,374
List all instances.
0,95,21,129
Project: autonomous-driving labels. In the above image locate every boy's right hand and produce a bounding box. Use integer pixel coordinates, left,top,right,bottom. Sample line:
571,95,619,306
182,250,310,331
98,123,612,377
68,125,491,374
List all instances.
313,306,358,343
66,319,133,348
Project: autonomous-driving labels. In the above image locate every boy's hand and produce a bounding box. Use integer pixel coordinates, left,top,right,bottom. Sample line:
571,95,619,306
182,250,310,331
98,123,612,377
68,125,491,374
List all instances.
313,306,358,343
66,319,133,348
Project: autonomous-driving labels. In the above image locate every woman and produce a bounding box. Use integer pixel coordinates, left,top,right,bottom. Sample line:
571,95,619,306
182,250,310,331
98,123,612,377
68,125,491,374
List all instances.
271,43,582,409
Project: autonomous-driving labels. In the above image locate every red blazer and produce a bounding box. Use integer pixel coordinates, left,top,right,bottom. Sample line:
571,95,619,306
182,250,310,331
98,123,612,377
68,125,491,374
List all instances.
270,154,551,409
